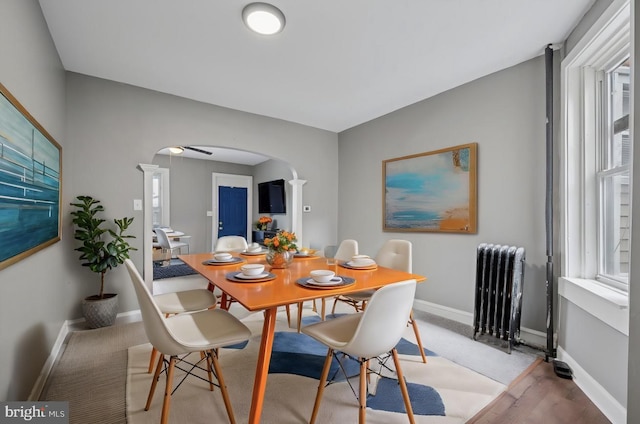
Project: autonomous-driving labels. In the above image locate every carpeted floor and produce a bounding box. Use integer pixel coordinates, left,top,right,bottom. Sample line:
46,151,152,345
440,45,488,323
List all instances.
39,303,540,424
127,309,506,423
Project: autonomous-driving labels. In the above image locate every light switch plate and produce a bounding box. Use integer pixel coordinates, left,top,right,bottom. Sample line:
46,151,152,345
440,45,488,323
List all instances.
133,199,142,210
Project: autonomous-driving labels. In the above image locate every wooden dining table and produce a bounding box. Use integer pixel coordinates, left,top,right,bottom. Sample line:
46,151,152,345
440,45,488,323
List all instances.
179,251,426,424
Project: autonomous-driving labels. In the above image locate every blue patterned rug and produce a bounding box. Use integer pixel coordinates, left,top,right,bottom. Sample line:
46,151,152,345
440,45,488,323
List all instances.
152,259,198,280
127,309,505,423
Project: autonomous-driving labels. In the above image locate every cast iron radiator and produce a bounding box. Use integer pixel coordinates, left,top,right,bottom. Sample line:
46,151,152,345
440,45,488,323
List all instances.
472,243,526,353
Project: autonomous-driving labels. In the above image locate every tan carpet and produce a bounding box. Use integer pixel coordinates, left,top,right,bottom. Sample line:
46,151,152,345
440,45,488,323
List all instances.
127,310,505,424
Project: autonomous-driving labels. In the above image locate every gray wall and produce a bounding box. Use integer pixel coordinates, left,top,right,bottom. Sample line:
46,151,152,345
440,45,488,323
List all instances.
338,56,549,333
0,0,69,400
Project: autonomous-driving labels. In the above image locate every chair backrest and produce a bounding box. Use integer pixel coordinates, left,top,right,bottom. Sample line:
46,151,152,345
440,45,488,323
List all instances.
124,259,190,356
154,228,172,250
214,236,248,252
375,239,412,273
334,239,358,261
342,279,417,358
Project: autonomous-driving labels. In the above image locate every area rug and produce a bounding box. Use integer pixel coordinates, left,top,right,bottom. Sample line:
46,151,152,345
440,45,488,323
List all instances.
152,258,198,280
126,310,505,423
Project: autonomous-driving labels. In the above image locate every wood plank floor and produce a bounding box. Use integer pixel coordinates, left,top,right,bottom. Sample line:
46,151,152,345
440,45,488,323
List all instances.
468,358,611,424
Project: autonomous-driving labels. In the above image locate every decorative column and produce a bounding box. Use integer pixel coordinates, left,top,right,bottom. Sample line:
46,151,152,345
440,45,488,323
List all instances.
138,163,159,290
288,178,307,247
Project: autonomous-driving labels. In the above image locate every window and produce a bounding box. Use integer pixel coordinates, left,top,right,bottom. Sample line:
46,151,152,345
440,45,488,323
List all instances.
562,0,630,291
598,59,630,287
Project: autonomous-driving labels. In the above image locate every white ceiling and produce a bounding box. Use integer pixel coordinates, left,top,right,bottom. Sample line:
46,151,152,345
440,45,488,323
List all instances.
39,0,593,134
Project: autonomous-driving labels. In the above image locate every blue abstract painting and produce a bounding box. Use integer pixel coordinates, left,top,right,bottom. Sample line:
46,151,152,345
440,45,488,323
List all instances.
383,143,477,233
0,84,61,270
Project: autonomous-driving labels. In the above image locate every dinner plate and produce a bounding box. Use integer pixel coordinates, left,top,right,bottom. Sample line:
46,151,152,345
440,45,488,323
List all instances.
202,257,243,265
226,271,276,283
296,276,355,289
340,261,378,270
294,253,316,258
241,250,267,256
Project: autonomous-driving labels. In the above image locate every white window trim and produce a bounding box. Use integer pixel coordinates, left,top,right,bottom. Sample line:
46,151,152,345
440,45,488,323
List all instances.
560,0,630,331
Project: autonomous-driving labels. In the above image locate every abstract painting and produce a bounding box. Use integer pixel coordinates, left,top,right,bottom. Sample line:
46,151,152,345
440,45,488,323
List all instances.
383,143,477,233
0,83,62,270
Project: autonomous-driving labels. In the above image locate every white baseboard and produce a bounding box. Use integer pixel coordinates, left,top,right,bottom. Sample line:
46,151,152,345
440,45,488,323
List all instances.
557,347,626,424
28,310,142,401
412,299,548,348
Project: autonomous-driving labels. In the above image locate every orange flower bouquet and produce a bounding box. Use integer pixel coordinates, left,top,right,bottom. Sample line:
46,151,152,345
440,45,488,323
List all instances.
264,230,298,268
256,216,272,231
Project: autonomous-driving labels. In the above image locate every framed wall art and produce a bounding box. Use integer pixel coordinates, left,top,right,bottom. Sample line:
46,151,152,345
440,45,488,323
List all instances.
383,143,477,233
0,83,62,270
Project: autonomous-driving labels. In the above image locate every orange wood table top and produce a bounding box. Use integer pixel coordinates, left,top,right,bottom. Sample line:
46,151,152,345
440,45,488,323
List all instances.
179,252,426,423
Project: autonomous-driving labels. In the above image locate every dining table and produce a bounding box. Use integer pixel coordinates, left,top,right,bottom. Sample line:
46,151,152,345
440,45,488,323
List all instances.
179,251,426,424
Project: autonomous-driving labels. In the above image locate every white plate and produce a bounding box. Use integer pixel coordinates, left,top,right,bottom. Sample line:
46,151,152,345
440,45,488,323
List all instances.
306,277,343,286
346,260,376,268
235,272,270,280
242,250,267,255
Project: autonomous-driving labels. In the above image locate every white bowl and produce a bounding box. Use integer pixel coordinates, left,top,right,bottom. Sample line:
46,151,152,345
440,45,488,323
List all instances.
241,264,265,276
310,269,335,283
214,252,233,261
248,243,262,252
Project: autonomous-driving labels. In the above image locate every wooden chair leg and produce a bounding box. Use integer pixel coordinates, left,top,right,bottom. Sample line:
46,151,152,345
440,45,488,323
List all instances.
297,302,303,332
321,298,326,320
160,356,176,424
204,351,214,391
310,348,333,424
359,358,367,424
409,310,427,363
391,348,415,424
148,347,158,373
146,353,165,411
210,349,237,424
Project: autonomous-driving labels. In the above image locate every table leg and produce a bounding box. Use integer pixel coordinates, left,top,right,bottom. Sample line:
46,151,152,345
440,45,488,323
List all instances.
248,307,277,424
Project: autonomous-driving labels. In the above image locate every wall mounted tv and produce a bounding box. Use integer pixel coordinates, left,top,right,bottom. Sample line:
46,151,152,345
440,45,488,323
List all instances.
258,179,286,214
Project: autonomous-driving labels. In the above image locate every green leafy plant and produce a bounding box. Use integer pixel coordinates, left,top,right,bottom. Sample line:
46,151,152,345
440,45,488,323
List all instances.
70,195,137,299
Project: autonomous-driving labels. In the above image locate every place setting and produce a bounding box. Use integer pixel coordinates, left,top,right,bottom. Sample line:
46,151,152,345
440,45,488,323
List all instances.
293,247,317,259
202,252,244,266
296,269,355,289
339,254,378,270
240,242,268,256
226,263,276,283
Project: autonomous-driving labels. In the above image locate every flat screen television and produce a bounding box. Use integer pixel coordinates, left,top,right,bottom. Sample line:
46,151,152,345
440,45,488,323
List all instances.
258,179,286,214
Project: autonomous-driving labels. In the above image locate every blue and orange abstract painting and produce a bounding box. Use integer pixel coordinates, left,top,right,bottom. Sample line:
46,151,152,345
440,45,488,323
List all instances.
383,143,477,233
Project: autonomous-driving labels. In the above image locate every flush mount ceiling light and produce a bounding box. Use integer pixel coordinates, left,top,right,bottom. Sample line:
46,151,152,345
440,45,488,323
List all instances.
168,146,184,154
242,3,285,35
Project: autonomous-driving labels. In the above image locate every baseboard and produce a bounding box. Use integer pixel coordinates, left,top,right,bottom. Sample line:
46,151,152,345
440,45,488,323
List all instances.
412,299,548,352
27,319,72,401
29,310,142,401
557,347,626,424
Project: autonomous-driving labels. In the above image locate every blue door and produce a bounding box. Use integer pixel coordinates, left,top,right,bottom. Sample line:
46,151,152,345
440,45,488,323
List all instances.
218,186,248,239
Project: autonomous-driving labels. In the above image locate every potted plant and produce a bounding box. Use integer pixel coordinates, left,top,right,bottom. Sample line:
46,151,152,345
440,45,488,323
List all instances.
70,195,136,328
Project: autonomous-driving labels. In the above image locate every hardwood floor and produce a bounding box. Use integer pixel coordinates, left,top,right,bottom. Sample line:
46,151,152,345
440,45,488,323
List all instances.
468,358,611,424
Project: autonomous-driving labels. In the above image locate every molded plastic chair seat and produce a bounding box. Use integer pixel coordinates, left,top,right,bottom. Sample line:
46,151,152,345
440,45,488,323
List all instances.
331,239,426,363
214,236,248,253
125,259,251,424
155,228,189,258
302,279,417,424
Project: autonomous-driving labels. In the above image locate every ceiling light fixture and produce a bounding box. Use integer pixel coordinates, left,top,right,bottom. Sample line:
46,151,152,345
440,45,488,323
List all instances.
168,146,184,154
242,3,285,35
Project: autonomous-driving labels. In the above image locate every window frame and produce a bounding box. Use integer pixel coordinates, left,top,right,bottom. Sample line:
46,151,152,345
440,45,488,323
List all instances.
561,0,630,292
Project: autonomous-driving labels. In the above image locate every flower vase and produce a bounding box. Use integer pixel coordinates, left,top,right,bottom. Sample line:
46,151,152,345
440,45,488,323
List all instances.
266,249,293,269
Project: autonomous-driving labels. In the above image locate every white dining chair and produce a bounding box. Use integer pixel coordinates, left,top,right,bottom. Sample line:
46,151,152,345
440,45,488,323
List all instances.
214,236,248,253
302,279,417,424
331,239,426,363
125,259,251,424
146,288,218,373
155,228,190,258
